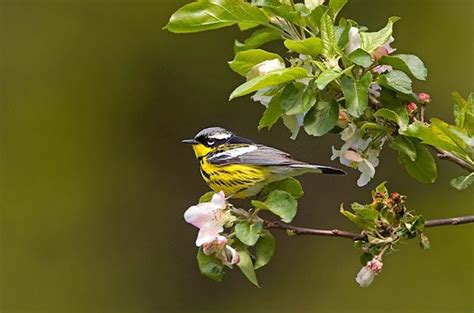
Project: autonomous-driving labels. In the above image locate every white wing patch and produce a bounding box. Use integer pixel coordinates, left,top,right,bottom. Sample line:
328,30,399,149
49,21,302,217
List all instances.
212,145,258,159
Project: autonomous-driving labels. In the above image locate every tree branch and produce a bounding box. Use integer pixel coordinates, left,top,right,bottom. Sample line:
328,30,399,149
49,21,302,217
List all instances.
265,215,474,241
431,146,474,172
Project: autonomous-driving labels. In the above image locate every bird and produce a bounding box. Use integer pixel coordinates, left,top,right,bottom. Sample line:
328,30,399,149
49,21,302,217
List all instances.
182,127,345,198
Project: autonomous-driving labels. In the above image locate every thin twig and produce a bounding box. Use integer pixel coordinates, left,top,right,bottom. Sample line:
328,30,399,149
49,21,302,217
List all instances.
431,146,474,172
265,215,474,241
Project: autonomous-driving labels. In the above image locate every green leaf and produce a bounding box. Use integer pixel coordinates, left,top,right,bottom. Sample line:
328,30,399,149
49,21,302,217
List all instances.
374,181,388,195
420,233,430,250
389,136,417,161
236,246,259,287
238,22,259,31
264,190,298,223
401,119,473,161
235,221,263,246
199,191,215,203
450,172,474,190
316,69,341,90
230,67,308,99
303,99,339,136
254,230,276,269
197,248,225,282
320,12,338,59
360,253,373,266
329,0,348,19
229,49,283,77
379,54,427,81
374,108,408,129
258,93,284,130
260,177,304,199
251,200,269,210
166,0,268,33
340,203,378,231
282,114,301,140
377,70,412,94
280,82,317,115
452,92,474,135
398,140,437,184
284,37,323,58
235,27,282,52
252,0,301,25
348,48,373,68
360,16,400,53
341,71,372,118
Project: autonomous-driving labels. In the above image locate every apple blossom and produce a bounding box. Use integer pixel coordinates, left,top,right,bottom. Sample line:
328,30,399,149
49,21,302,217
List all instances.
304,0,325,11
356,256,383,287
247,59,285,80
184,191,233,246
406,102,418,114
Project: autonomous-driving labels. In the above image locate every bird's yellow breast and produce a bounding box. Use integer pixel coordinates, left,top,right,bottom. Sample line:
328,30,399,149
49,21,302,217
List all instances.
199,157,269,198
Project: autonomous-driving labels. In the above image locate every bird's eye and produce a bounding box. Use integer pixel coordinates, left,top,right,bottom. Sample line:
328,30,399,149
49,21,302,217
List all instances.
207,139,215,146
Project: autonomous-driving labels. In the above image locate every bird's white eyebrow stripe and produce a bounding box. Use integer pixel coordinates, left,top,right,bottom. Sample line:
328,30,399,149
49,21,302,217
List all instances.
208,133,232,140
211,145,257,159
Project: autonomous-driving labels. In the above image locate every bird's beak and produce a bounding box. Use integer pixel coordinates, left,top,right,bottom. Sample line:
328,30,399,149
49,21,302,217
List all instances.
181,139,198,144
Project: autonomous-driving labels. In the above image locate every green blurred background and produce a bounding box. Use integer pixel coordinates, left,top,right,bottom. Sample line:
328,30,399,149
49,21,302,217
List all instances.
1,0,473,312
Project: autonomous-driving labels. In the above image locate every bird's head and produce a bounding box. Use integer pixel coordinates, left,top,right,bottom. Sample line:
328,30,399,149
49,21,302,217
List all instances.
182,127,253,158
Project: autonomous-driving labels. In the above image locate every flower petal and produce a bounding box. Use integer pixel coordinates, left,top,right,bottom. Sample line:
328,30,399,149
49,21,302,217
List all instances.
356,266,375,287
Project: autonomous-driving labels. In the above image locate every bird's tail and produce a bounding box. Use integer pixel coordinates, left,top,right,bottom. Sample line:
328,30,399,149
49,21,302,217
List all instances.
289,164,346,175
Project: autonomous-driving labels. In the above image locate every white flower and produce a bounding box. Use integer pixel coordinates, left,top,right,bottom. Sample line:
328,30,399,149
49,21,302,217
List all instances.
251,88,273,107
356,266,375,287
304,0,325,10
356,256,384,287
372,65,392,74
247,59,285,80
369,83,382,98
331,123,384,187
345,27,361,54
222,245,240,265
184,191,230,246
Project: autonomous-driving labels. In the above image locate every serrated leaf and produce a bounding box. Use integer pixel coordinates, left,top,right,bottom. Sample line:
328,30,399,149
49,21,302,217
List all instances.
303,99,339,136
264,190,298,223
260,177,304,199
452,91,474,135
398,140,437,184
258,93,284,130
235,27,282,52
236,246,259,287
360,16,400,53
197,248,225,282
280,82,317,115
450,172,474,190
315,68,345,90
374,108,408,129
320,12,338,59
284,37,323,58
379,54,427,81
229,49,283,77
389,136,417,161
341,71,372,118
329,0,348,19
254,230,275,269
377,70,412,94
230,67,308,99
348,48,373,68
235,221,263,246
282,114,301,140
166,0,269,33
340,203,378,230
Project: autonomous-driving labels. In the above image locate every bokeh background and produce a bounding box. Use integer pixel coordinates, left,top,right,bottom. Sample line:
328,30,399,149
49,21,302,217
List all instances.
1,0,473,312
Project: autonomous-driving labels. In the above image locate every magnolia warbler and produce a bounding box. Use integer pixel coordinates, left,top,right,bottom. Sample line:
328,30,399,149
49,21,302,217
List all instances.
182,127,345,198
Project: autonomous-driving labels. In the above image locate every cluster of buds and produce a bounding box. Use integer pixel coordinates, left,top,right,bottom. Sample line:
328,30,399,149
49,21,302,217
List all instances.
406,92,431,115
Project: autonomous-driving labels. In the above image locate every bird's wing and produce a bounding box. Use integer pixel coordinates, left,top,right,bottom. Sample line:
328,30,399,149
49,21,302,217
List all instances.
207,144,303,166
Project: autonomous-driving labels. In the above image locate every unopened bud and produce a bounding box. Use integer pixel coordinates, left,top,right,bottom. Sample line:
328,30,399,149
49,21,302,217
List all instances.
418,92,431,104
406,102,417,114
247,59,285,80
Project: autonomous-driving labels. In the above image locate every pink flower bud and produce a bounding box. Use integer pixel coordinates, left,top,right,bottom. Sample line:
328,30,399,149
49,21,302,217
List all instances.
418,92,431,104
336,110,349,128
367,256,383,274
406,102,417,113
372,46,389,61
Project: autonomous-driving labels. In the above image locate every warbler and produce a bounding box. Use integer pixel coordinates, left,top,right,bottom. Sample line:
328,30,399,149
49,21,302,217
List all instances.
182,127,345,198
